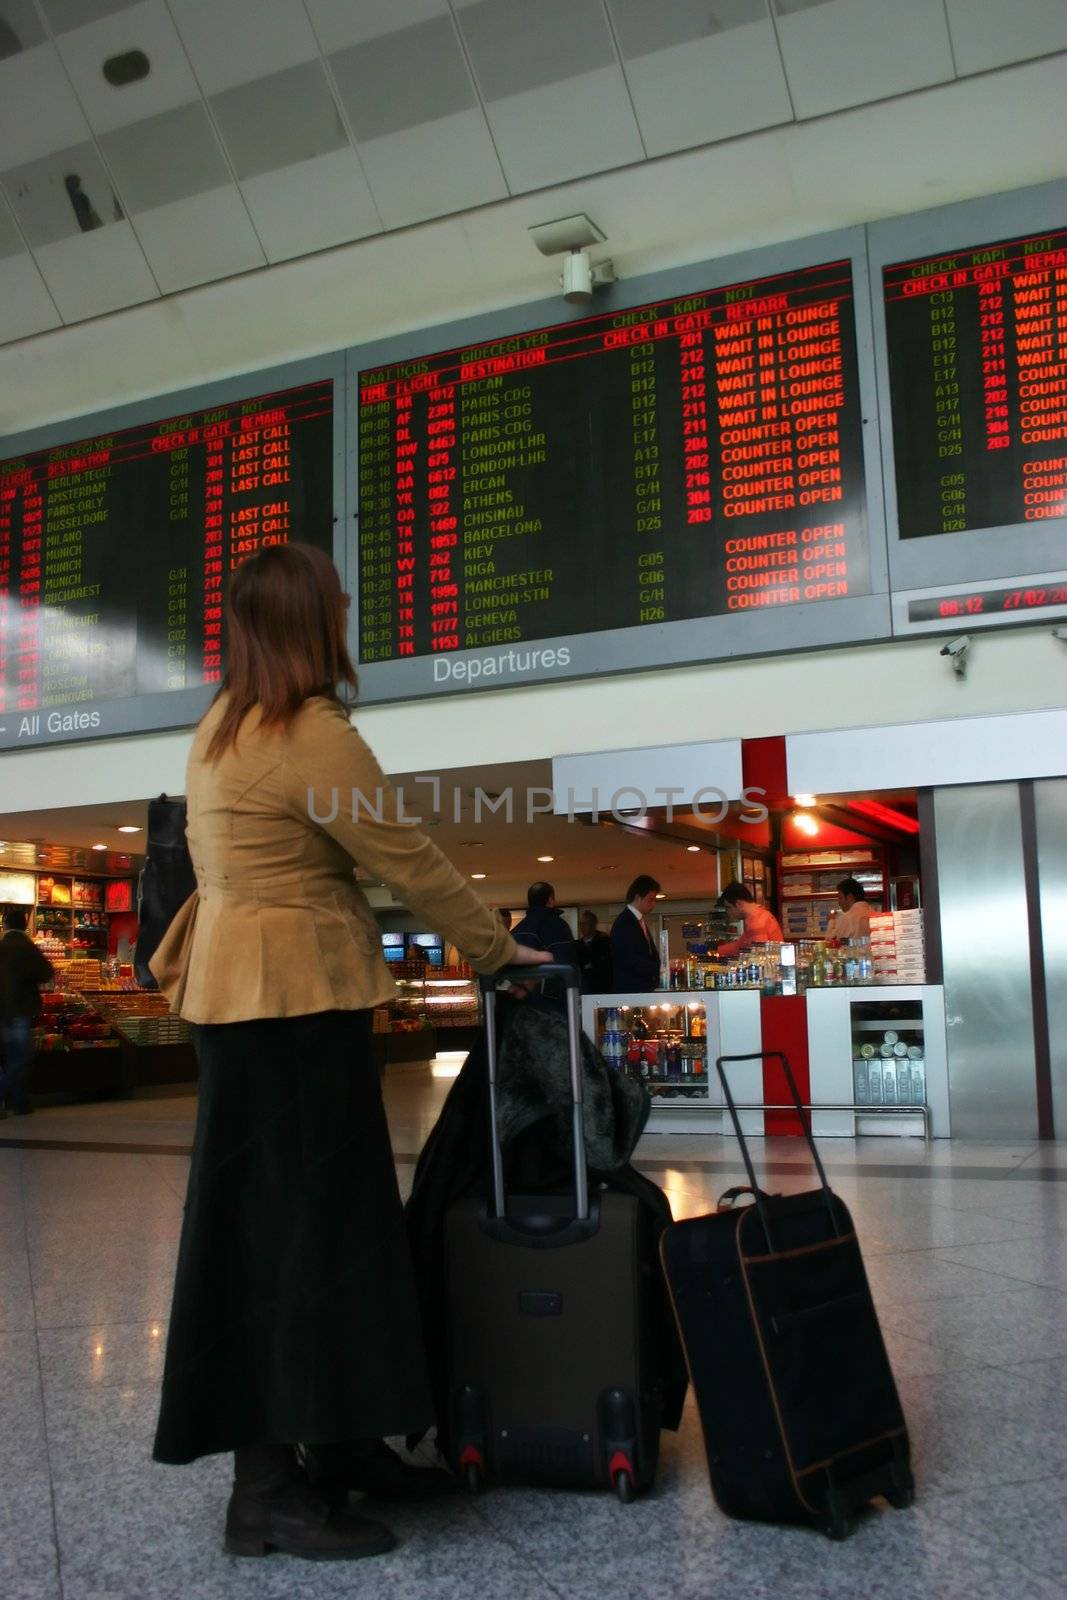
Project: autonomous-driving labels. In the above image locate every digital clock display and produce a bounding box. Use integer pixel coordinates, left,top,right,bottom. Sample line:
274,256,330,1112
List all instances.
907,583,1067,622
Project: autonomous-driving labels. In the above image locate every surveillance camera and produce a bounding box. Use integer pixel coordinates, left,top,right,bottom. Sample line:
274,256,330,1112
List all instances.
939,634,970,678
561,249,593,304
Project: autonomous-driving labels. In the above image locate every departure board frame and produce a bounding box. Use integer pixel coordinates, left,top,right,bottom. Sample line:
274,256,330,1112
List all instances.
0,352,345,751
348,225,890,704
868,179,1067,635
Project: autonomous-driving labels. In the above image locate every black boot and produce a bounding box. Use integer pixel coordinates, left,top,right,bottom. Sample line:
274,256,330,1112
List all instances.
303,1439,454,1503
225,1444,396,1561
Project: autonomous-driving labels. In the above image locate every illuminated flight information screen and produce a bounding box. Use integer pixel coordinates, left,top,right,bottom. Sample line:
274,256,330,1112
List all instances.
356,259,870,663
883,225,1067,538
0,379,332,740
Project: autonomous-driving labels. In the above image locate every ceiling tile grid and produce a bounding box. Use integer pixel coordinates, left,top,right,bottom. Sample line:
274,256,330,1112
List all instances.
607,0,795,158
0,0,1064,345
769,0,956,119
944,0,1067,77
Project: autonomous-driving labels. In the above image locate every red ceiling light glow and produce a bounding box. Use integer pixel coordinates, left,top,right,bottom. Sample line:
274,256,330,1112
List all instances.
847,798,921,834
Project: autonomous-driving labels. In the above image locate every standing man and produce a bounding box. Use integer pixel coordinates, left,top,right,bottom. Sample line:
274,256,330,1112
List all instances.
0,908,54,1117
828,878,872,940
511,883,577,965
715,881,783,957
610,876,662,993
576,909,613,993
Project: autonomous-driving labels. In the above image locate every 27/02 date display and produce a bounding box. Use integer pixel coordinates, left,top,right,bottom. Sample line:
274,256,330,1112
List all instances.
908,583,1067,622
356,259,871,662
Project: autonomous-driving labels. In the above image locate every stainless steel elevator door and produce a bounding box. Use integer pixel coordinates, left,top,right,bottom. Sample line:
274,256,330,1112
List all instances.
934,783,1038,1140
1035,779,1067,1137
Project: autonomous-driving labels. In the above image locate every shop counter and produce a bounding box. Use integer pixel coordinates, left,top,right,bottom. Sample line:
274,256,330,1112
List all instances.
805,984,949,1138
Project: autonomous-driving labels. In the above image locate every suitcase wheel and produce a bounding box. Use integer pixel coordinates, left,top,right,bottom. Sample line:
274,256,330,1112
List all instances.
465,1461,485,1496
885,1478,915,1511
822,1507,852,1541
613,1468,635,1504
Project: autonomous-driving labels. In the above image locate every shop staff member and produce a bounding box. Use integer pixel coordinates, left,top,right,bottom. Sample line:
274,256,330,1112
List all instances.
611,876,662,992
577,909,613,993
716,881,783,957
830,877,871,940
0,908,54,1117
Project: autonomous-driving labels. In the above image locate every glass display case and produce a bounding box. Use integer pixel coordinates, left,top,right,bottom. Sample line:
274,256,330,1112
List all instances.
593,1000,712,1102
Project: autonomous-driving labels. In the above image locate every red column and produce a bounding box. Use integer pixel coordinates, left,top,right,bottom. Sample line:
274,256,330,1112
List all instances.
759,994,810,1136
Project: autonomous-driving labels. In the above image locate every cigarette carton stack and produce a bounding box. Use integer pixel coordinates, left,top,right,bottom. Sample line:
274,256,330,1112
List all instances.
869,910,926,983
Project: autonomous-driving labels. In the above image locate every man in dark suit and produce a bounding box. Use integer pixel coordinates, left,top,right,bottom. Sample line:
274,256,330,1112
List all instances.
510,882,578,1008
576,910,613,993
610,876,662,994
0,908,54,1117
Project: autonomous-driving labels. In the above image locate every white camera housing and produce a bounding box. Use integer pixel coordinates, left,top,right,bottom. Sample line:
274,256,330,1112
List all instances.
561,249,594,303
939,634,970,678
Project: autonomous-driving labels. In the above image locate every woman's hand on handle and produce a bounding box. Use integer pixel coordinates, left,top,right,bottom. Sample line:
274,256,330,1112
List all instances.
507,945,554,967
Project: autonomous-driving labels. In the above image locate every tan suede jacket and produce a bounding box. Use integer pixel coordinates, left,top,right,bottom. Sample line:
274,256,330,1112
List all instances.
150,694,516,1023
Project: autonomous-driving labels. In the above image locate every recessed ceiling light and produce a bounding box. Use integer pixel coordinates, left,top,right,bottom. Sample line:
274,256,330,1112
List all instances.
91,843,107,851
655,893,666,899
537,854,554,862
116,825,141,834
598,865,617,871
794,793,818,808
686,845,700,853
471,872,487,880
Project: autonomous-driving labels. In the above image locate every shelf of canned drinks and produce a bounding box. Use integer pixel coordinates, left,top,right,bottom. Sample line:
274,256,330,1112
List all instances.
593,1000,718,1102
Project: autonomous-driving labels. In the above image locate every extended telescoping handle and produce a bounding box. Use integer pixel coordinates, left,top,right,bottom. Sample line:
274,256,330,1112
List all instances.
715,1051,839,1250
479,964,587,1223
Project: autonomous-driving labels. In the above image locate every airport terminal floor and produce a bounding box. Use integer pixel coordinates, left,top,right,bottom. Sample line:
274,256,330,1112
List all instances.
3,1069,1067,1600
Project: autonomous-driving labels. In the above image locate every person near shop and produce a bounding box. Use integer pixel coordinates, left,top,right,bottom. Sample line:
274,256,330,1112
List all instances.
0,908,54,1117
148,542,551,1565
577,909,613,993
829,877,872,941
715,880,784,957
610,876,662,993
510,882,579,1007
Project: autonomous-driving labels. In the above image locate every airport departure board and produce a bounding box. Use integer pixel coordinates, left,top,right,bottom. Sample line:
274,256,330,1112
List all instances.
0,379,333,742
884,225,1067,538
356,258,870,664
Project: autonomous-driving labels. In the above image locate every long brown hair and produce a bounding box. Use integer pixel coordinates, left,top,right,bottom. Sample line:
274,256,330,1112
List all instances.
205,543,357,759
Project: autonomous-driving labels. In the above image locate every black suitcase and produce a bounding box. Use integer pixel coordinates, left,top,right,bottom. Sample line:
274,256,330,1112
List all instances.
444,965,661,1501
660,1051,913,1540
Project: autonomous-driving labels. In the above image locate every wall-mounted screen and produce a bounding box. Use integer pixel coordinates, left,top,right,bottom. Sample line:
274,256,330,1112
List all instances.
884,225,1067,539
0,360,341,749
869,180,1067,632
352,230,890,701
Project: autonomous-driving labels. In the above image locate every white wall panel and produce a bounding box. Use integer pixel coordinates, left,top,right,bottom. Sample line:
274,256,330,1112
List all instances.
169,0,319,94
239,150,380,263
54,0,201,133
30,221,156,319
130,188,264,293
551,740,744,813
945,0,1067,76
620,27,793,158
0,41,91,167
477,69,645,192
357,112,507,228
0,255,61,342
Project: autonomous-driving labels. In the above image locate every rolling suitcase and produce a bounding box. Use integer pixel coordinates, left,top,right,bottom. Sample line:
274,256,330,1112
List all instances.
660,1051,913,1540
443,964,661,1501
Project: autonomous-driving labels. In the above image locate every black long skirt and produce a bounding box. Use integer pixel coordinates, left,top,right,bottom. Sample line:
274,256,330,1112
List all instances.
153,1010,434,1464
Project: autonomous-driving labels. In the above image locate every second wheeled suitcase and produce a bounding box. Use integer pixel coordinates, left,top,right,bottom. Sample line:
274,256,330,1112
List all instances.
660,1051,913,1539
443,965,662,1501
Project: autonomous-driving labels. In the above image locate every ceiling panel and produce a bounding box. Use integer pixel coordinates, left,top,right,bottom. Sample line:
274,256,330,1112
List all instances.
210,61,349,182
0,192,24,257
53,0,201,133
304,0,448,53
2,138,124,247
357,110,508,228
98,100,230,211
472,67,645,192
328,14,480,142
455,0,616,99
38,0,140,31
945,0,1067,75
0,41,94,167
30,220,156,319
0,252,61,341
168,0,319,94
772,0,955,118
129,185,264,293
239,148,380,263
0,0,47,55
610,0,793,158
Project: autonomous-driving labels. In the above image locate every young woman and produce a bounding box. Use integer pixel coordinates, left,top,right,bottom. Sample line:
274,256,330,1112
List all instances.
150,543,549,1562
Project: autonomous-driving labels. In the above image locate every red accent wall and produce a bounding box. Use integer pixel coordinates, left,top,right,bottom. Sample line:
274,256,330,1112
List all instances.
759,995,811,1136
741,735,790,810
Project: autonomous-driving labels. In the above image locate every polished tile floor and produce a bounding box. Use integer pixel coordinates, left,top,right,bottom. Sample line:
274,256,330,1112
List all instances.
3,1071,1067,1599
